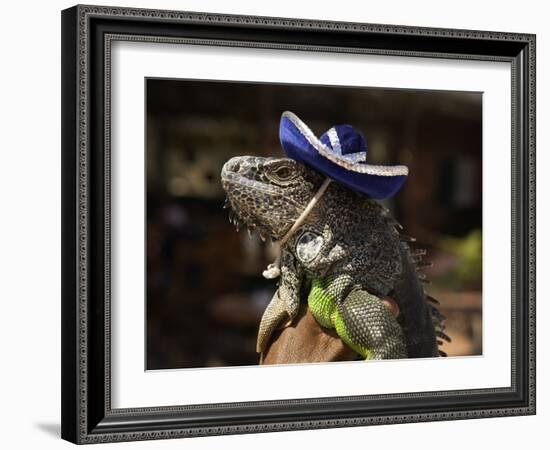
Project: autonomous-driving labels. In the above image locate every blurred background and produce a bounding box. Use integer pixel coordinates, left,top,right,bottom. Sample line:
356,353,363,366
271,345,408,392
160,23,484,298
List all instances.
146,79,482,370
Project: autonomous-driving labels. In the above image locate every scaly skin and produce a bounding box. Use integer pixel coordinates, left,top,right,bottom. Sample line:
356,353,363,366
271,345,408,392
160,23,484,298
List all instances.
307,276,406,359
221,156,447,360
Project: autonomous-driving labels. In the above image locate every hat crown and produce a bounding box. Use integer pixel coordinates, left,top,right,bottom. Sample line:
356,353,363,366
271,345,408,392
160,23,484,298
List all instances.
319,125,367,163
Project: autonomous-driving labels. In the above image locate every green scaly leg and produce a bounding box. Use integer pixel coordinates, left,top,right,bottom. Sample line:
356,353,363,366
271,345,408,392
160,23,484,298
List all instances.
308,276,407,360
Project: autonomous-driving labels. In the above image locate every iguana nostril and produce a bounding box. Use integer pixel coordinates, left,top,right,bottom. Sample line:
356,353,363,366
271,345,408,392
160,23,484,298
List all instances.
226,157,241,172
221,158,241,176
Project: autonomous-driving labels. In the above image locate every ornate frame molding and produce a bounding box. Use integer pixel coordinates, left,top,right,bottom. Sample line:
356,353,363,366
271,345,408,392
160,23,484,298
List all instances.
61,4,536,444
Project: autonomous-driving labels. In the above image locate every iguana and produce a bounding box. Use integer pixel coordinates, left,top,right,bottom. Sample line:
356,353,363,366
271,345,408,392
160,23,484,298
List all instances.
221,155,448,361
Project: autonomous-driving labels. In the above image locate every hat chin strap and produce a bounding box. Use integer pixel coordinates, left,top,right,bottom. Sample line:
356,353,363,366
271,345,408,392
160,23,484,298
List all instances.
262,177,332,279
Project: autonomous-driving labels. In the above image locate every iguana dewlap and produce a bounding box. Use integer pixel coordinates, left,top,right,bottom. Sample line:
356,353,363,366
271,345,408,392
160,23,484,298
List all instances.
221,156,447,361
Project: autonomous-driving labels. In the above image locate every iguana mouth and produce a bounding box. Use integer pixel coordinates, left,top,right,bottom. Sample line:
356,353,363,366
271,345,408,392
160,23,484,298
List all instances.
221,158,283,242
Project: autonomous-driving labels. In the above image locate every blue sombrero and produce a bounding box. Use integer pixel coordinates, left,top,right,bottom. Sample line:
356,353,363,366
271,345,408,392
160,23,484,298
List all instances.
279,111,408,199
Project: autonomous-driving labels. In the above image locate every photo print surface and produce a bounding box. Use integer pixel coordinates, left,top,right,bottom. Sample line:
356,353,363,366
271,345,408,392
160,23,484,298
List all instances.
145,79,482,370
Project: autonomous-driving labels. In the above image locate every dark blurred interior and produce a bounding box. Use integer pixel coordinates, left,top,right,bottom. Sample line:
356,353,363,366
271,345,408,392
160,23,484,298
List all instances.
146,78,482,370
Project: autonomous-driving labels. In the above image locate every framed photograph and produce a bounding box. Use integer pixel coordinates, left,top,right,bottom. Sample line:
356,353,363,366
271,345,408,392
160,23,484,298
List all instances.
61,4,536,444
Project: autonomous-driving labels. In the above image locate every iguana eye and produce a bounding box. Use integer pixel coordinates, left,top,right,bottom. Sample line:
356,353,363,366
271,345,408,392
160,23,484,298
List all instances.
266,164,298,184
274,166,293,180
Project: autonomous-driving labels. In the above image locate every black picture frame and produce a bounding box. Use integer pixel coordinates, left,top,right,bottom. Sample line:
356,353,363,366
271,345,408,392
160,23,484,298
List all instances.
61,4,536,444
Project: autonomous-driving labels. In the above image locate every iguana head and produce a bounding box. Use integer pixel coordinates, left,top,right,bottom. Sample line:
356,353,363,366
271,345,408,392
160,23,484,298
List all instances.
221,156,324,241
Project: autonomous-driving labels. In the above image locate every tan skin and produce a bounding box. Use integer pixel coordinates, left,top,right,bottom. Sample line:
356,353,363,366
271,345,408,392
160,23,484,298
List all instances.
261,297,400,364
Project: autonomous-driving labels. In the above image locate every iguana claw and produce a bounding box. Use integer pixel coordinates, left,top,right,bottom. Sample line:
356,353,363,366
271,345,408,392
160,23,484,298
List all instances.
257,282,300,354
256,290,289,354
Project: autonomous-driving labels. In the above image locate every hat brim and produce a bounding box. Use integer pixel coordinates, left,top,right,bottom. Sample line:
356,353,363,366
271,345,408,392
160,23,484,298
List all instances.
279,112,408,199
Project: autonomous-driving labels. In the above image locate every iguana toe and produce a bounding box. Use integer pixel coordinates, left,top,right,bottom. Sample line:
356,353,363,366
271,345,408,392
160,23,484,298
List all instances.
256,291,290,354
